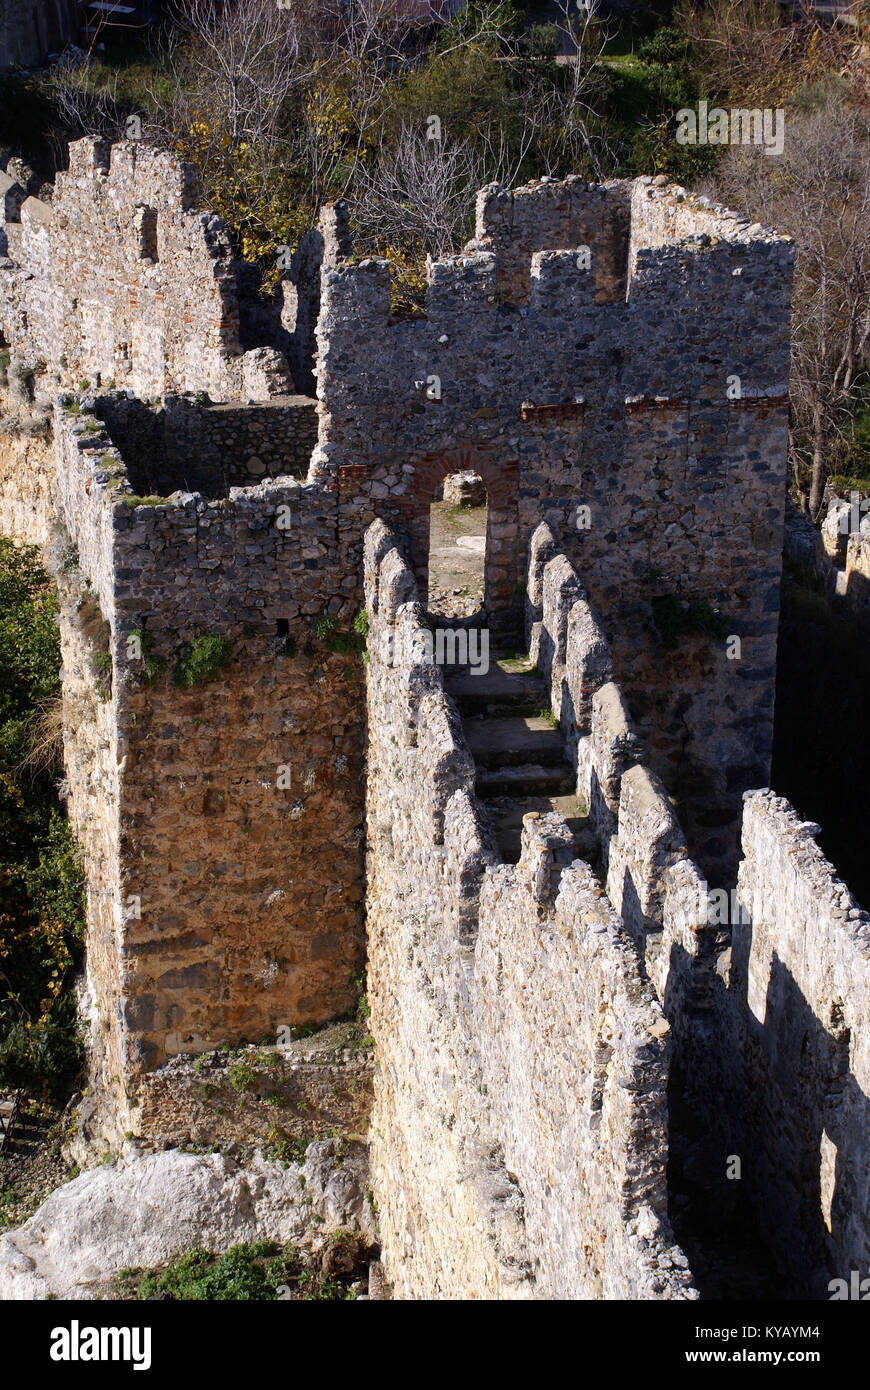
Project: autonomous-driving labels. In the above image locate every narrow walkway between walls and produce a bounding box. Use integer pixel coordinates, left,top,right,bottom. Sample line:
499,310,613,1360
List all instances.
444,650,595,866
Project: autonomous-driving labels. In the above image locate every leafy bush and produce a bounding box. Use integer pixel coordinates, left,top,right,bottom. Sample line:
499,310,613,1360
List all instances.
174,633,232,688
635,25,689,67
519,24,561,59
137,1243,283,1301
0,540,85,1098
119,1240,358,1301
310,615,337,642
228,1063,256,1092
651,594,731,649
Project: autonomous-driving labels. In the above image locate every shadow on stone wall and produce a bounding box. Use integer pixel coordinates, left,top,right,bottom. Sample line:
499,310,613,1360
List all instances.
665,921,868,1301
96,393,317,500
772,566,870,906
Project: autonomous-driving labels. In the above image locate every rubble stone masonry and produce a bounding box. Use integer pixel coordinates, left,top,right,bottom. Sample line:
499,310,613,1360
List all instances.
1,141,866,1302
363,519,697,1298
313,175,794,877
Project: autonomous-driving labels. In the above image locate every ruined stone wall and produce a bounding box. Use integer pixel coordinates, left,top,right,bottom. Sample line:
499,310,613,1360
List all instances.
628,177,781,272
733,791,870,1296
473,176,631,304
364,519,696,1299
136,1032,373,1156
529,524,730,1099
0,0,80,68
41,397,368,1145
57,569,130,1143
0,139,297,403
0,399,56,545
315,173,794,878
0,158,796,877
522,528,870,1297
785,496,870,635
96,393,318,497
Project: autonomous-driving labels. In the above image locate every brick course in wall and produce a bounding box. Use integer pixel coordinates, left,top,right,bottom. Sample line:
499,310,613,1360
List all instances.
311,174,794,878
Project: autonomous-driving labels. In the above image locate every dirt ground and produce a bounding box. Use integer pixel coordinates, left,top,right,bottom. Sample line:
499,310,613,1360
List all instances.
427,502,487,618
0,1096,75,1230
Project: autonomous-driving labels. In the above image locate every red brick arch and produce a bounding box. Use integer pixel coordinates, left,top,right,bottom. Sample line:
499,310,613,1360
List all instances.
394,445,520,636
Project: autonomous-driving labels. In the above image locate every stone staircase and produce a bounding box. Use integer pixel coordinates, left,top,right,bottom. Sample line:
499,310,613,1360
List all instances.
445,652,595,865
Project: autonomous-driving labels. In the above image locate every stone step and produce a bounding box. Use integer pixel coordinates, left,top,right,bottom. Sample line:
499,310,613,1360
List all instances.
463,715,567,769
445,656,546,716
476,762,576,798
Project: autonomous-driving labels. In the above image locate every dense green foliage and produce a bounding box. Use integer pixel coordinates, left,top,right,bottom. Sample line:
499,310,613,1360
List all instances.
0,3,750,303
174,633,233,688
0,540,85,1097
115,1240,360,1301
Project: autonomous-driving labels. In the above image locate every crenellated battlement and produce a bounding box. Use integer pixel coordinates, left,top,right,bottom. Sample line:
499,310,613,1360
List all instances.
363,517,698,1299
316,176,792,354
59,136,199,211
0,138,300,403
362,517,870,1299
4,137,860,1304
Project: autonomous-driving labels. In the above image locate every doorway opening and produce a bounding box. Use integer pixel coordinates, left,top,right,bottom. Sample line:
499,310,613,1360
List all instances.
427,472,487,618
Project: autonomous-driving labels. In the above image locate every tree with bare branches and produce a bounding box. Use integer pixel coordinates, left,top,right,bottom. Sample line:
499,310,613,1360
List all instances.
674,0,848,105
714,94,870,516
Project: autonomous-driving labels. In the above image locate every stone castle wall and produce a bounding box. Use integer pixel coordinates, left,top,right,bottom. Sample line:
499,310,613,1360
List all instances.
1,134,868,1300
1,154,796,877
733,792,870,1296
364,518,696,1299
526,524,733,1108
313,174,794,878
473,176,632,304
785,496,870,635
0,417,56,546
96,394,318,496
27,394,367,1142
0,138,297,403
483,525,870,1300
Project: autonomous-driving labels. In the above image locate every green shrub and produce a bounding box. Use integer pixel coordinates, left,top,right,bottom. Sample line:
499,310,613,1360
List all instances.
310,615,337,642
228,1063,256,1092
519,23,561,58
0,991,84,1099
121,1239,356,1301
635,25,690,66
0,540,85,1098
137,1243,277,1301
174,633,232,688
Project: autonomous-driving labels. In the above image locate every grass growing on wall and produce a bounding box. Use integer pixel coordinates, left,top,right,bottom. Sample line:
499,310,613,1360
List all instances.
0,540,85,1098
